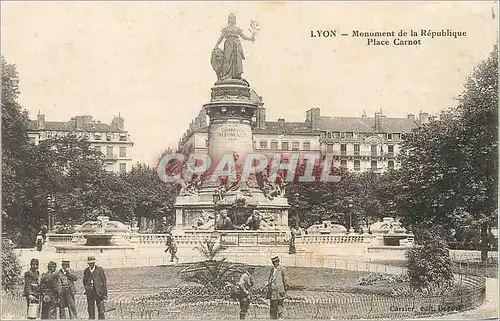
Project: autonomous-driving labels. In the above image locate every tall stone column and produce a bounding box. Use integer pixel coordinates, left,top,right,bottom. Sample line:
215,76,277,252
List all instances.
203,79,258,186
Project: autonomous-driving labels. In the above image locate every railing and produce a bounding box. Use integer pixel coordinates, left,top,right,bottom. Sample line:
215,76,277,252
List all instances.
219,231,288,247
297,234,366,244
45,233,73,245
42,232,377,247
2,273,486,320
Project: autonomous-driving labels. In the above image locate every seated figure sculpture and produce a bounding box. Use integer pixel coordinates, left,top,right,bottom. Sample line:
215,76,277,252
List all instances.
242,210,272,231
215,209,234,230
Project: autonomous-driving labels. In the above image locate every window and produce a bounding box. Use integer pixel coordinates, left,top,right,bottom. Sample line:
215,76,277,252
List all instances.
119,134,127,141
94,133,102,140
106,146,113,158
327,132,332,138
371,160,377,170
340,160,347,167
326,144,333,153
354,144,360,155
354,160,361,171
388,145,394,156
340,144,347,155
271,141,278,150
393,133,401,140
260,140,268,149
281,141,289,150
94,146,102,154
371,145,377,156
206,139,209,147
387,133,393,140
303,142,311,151
388,160,395,169
353,132,359,139
345,132,353,139
106,133,112,141
252,140,256,149
333,132,340,139
119,163,127,173
292,142,299,151
119,147,126,158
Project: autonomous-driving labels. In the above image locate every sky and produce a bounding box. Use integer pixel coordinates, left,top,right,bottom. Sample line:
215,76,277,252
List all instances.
1,1,498,166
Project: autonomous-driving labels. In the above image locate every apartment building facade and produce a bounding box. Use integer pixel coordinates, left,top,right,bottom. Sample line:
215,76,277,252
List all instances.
177,92,427,173
27,114,134,173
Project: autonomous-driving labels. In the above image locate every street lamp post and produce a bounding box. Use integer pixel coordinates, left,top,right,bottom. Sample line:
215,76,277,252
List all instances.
347,198,354,234
294,193,300,228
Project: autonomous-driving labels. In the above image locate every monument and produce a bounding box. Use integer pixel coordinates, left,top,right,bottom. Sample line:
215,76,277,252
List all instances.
172,14,290,246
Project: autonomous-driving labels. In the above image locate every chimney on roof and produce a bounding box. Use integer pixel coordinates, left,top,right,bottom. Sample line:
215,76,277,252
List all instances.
74,115,93,130
419,112,429,124
374,111,383,131
277,118,285,123
37,113,45,129
407,114,415,120
256,107,266,129
306,108,320,129
362,110,367,118
111,115,125,131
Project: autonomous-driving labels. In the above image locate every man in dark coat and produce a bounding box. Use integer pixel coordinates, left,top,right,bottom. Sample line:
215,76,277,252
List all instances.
237,267,255,319
40,261,62,319
23,258,40,317
266,256,287,319
57,259,78,319
83,256,108,319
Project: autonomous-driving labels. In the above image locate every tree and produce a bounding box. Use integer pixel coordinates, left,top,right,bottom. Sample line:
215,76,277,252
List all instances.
406,228,454,291
1,56,30,243
1,240,22,293
123,163,178,228
399,47,498,260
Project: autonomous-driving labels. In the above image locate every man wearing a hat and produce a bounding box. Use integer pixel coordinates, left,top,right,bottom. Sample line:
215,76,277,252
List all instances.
266,256,288,319
237,266,255,319
40,261,62,319
23,258,40,317
56,259,78,319
83,256,108,319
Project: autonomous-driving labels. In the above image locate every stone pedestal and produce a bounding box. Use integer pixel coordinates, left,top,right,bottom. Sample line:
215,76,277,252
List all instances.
173,79,290,242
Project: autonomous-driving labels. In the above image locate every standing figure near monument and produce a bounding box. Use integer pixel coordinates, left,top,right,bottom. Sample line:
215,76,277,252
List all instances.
40,261,62,319
169,237,180,263
24,258,40,319
83,256,108,319
237,267,255,319
35,232,44,251
213,13,255,81
266,256,287,319
57,259,78,319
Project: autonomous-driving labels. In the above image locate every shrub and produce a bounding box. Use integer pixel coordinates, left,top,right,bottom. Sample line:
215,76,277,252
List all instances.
1,240,22,293
406,229,454,290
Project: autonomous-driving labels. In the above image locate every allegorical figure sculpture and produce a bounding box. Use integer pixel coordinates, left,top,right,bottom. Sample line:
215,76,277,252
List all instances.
212,13,258,81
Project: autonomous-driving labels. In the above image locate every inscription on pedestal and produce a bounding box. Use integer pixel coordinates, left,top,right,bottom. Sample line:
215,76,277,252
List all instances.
209,122,253,161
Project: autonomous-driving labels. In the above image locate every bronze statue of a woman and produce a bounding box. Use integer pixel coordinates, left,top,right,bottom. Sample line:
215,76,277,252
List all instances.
212,14,256,81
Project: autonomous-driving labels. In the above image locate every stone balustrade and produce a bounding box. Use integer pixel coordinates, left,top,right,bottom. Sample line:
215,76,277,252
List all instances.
296,234,368,244
45,233,73,245
45,232,377,247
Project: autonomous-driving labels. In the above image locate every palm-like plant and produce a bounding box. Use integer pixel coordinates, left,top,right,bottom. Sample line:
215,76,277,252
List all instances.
179,239,244,293
195,238,226,261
